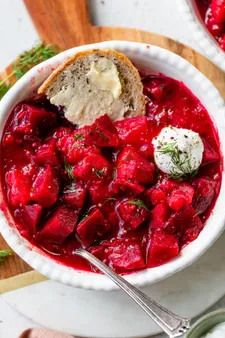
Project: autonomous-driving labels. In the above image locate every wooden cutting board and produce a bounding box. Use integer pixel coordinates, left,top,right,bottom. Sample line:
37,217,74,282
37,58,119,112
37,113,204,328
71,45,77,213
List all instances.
1,0,225,280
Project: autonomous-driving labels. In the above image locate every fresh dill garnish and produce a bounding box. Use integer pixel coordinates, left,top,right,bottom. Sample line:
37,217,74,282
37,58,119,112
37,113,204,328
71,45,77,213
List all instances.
193,210,202,218
63,183,77,194
94,128,108,142
103,197,117,205
112,168,117,179
127,200,149,210
94,167,106,178
0,42,59,100
64,160,75,180
0,84,12,100
0,250,12,264
13,42,59,80
74,133,85,141
158,142,198,181
124,150,132,162
80,214,88,222
92,239,104,246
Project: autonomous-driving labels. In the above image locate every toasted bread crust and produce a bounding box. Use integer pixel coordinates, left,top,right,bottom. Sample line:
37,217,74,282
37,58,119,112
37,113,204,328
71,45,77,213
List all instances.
38,49,145,114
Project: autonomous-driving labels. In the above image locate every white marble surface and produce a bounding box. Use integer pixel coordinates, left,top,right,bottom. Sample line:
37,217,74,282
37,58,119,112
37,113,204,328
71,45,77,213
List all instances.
0,0,224,337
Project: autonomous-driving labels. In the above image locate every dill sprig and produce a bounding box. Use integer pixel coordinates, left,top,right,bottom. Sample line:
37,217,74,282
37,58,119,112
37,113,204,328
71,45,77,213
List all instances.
0,84,12,100
0,250,12,264
92,239,104,246
127,200,149,210
74,133,85,141
0,42,59,99
94,167,106,178
94,128,108,142
80,214,89,222
64,160,75,180
158,142,198,181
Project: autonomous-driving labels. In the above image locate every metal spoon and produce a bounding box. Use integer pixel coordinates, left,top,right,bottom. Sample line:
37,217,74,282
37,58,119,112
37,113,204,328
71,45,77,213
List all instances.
75,248,191,338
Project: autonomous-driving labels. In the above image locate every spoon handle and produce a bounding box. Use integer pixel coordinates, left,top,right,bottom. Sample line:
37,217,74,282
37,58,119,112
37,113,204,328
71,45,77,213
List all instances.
75,248,191,338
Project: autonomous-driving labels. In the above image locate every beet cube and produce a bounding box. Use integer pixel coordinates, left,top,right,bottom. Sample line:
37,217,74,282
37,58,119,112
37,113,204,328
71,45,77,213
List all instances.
192,178,217,215
157,179,179,195
13,104,56,135
73,154,112,182
112,179,145,196
212,0,225,23
115,116,148,146
167,183,194,211
100,199,118,227
166,204,203,246
57,131,100,165
89,180,112,205
6,165,36,206
90,238,146,272
63,181,86,210
34,139,60,167
20,204,42,234
38,206,78,243
109,242,146,271
202,139,220,165
149,203,170,229
90,114,119,147
145,188,167,205
117,146,155,185
31,165,60,207
118,199,149,230
147,229,179,267
77,208,110,246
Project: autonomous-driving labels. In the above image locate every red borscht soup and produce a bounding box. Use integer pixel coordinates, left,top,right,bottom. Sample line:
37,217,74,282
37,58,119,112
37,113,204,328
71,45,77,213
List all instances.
0,73,222,274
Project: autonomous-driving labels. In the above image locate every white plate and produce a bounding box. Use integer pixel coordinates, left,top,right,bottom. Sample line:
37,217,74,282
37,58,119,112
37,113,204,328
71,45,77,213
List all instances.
3,232,225,338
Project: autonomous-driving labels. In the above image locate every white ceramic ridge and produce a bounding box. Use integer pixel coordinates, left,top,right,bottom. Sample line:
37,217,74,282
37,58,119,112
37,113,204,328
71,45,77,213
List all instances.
177,0,225,71
1,40,225,291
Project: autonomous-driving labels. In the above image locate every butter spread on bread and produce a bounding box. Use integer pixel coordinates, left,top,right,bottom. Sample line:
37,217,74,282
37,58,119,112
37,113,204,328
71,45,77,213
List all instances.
38,49,145,127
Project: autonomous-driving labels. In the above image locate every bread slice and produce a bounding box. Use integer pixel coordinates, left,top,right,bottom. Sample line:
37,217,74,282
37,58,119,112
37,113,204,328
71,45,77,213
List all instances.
38,49,145,127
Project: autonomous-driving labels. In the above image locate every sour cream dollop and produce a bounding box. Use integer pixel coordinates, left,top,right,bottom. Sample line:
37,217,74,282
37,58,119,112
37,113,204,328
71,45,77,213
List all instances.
200,322,225,338
152,127,204,176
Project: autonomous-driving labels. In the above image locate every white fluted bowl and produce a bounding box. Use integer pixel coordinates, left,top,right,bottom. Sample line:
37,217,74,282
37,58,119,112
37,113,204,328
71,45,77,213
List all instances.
1,41,225,291
177,0,225,71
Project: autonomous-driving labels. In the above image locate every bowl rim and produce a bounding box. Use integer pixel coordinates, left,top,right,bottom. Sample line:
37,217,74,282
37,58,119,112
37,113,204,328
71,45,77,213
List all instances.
1,40,225,291
177,0,225,71
185,308,225,337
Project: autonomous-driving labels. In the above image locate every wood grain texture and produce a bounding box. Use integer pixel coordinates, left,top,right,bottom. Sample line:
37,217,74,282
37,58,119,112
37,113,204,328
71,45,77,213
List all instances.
1,0,225,279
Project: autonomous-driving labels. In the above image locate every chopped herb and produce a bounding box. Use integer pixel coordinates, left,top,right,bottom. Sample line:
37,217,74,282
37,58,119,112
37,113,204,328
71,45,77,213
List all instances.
0,42,59,100
64,183,77,194
64,160,75,180
74,133,85,141
80,214,88,222
103,197,116,205
112,168,117,179
92,239,104,246
94,167,106,178
69,142,80,154
13,42,59,80
94,128,108,142
124,150,131,162
127,200,149,210
0,250,12,264
158,142,198,181
193,210,201,218
0,84,12,100
159,85,164,90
